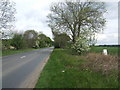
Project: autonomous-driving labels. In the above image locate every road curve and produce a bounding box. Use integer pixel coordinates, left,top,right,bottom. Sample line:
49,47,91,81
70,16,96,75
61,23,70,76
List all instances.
2,47,54,88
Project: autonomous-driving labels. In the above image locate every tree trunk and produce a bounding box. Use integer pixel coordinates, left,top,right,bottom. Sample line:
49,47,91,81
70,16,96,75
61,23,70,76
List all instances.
72,23,77,43
72,32,76,43
78,25,80,37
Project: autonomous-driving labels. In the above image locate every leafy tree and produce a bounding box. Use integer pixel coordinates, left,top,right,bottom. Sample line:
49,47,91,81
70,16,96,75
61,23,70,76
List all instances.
47,1,106,44
23,30,38,48
11,34,24,50
53,32,71,48
2,39,12,50
0,0,16,39
37,33,52,48
37,33,47,47
45,37,53,47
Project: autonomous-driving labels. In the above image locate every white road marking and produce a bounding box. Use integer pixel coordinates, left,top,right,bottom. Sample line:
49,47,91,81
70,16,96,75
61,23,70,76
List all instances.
3,55,36,77
20,56,26,59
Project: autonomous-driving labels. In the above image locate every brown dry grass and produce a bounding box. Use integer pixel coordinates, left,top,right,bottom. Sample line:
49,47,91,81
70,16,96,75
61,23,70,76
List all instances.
83,53,118,75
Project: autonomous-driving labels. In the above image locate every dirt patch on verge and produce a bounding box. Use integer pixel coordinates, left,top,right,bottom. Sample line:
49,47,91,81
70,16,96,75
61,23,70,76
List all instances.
83,53,118,75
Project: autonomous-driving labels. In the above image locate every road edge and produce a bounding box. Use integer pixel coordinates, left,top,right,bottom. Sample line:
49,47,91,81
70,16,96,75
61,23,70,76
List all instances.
19,55,50,88
33,55,50,88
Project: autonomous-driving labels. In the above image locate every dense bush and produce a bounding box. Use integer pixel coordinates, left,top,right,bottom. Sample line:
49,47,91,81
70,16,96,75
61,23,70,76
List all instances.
72,37,90,55
11,34,26,49
23,30,38,48
53,33,71,48
2,39,12,50
37,33,53,48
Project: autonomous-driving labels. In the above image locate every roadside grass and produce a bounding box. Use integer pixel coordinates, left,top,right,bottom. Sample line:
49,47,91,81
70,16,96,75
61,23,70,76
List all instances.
35,49,118,88
2,47,51,56
2,48,37,56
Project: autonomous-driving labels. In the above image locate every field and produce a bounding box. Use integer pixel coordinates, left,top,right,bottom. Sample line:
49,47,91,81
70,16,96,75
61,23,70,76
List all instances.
35,46,118,88
89,46,119,56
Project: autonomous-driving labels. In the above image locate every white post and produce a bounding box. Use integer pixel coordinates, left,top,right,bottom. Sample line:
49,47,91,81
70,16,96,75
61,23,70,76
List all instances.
103,49,108,55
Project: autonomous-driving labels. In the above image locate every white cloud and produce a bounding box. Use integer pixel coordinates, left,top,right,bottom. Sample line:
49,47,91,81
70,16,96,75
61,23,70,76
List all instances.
96,33,118,45
12,0,118,44
96,2,118,45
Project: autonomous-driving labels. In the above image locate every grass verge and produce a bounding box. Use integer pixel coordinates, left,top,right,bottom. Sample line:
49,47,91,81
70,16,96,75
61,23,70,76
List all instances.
2,47,50,56
35,49,118,88
2,48,38,56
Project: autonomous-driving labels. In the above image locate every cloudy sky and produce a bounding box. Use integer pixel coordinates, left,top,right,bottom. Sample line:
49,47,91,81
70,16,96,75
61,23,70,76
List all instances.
13,0,119,45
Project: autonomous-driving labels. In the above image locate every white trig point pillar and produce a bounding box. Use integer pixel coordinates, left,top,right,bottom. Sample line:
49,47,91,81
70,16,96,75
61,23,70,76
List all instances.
103,49,108,55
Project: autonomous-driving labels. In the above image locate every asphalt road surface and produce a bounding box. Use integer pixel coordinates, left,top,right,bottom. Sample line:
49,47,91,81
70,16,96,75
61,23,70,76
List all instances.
2,47,54,88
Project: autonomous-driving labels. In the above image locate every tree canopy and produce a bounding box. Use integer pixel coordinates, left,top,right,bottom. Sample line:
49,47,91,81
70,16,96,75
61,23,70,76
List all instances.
53,32,71,48
37,33,52,48
47,1,106,43
0,0,16,39
23,30,38,48
11,34,24,50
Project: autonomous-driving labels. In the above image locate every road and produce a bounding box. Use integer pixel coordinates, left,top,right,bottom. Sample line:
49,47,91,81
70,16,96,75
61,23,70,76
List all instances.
2,47,54,88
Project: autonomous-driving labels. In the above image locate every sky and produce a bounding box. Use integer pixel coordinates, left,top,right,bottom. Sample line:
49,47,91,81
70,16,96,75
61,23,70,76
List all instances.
13,0,119,45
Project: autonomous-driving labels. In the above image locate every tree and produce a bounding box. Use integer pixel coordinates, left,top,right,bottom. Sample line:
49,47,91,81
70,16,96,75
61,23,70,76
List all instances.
47,0,106,44
11,34,24,50
2,39,12,50
37,33,52,48
45,37,52,47
0,0,16,39
23,30,38,48
37,34,47,48
53,32,71,48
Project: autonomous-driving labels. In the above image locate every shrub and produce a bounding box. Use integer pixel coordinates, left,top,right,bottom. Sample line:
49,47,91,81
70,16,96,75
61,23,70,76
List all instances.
53,32,71,48
11,34,26,49
23,30,38,48
72,37,90,55
2,39,12,50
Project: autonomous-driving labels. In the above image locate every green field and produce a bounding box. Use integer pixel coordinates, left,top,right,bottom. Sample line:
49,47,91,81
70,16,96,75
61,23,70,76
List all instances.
89,46,119,56
35,48,118,88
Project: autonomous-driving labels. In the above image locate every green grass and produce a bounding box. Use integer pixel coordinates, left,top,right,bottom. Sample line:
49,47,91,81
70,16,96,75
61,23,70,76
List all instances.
89,46,119,56
2,48,37,56
35,49,118,88
2,47,49,56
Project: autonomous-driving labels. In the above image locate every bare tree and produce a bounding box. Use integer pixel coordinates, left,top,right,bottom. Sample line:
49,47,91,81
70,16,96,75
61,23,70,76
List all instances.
0,0,16,39
47,0,106,43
